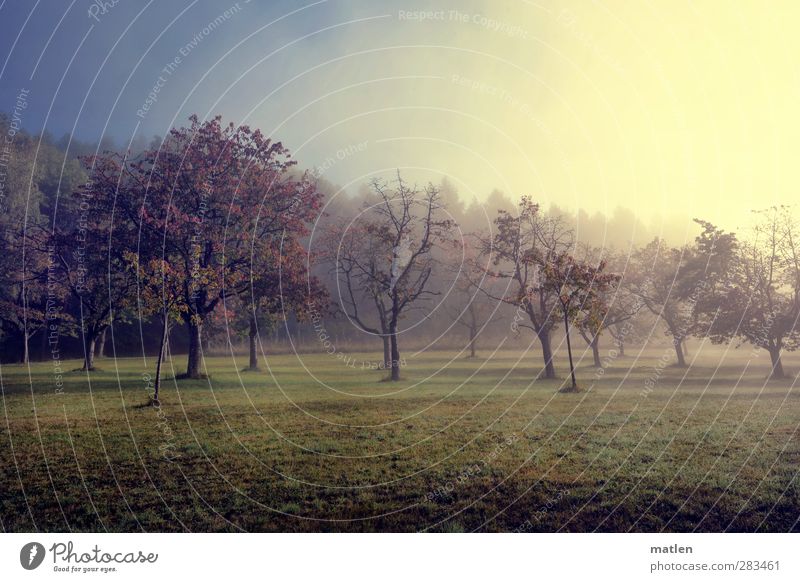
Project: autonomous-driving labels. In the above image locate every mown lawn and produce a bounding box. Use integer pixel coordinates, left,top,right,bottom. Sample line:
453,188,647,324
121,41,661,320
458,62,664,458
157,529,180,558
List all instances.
1,346,798,532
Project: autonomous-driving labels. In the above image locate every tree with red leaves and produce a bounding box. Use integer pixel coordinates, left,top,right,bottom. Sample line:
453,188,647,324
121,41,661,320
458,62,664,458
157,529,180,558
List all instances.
50,172,139,372
125,254,185,402
239,236,326,372
86,115,323,379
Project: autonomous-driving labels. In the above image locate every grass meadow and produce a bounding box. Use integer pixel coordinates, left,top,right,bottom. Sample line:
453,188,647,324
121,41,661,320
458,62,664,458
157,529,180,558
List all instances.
1,345,798,532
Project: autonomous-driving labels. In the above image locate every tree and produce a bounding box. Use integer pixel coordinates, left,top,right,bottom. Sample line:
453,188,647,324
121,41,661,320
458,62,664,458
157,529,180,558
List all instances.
326,220,393,368
126,254,187,402
87,115,323,379
240,237,325,371
476,197,573,380
628,239,694,367
678,219,739,340
449,280,493,359
700,208,800,379
51,198,138,371
446,241,496,359
330,173,454,381
542,253,618,391
579,291,640,367
0,117,49,363
575,249,642,367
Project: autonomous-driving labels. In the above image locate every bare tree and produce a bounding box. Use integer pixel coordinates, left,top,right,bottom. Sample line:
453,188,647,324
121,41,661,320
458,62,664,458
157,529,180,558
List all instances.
447,280,495,359
327,220,394,368
444,241,497,359
329,173,454,381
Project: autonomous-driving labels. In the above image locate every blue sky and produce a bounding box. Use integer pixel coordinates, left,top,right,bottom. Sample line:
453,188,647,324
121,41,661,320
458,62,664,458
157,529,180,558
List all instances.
0,0,385,142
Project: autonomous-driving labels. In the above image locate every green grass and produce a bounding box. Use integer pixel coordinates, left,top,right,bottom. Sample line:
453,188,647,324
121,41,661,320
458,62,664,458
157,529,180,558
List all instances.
1,346,798,532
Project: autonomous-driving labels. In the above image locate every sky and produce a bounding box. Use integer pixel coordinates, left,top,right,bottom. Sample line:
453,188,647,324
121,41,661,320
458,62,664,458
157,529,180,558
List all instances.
1,0,798,238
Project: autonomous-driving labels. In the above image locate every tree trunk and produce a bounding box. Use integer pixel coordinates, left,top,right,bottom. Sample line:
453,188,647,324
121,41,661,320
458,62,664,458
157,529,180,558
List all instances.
768,344,785,379
563,309,578,390
673,336,687,367
248,316,259,371
186,321,203,379
538,328,557,380
96,328,107,358
389,322,400,381
382,335,391,369
83,333,97,371
22,331,31,364
161,326,170,363
468,327,477,358
153,314,169,403
591,335,601,368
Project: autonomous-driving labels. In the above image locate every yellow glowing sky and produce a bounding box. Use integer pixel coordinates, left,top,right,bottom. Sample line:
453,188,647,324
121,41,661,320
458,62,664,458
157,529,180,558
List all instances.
70,0,792,241
246,0,798,241
510,0,800,236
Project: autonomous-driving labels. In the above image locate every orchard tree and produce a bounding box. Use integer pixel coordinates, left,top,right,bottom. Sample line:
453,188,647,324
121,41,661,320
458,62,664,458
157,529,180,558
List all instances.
51,199,138,371
605,263,654,357
240,237,326,371
87,115,323,379
446,242,496,359
678,219,739,339
577,287,640,367
575,249,642,367
374,175,454,380
476,197,573,380
326,220,394,368
331,173,454,381
628,239,694,367
701,208,800,379
542,253,618,391
448,279,495,359
126,254,186,402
